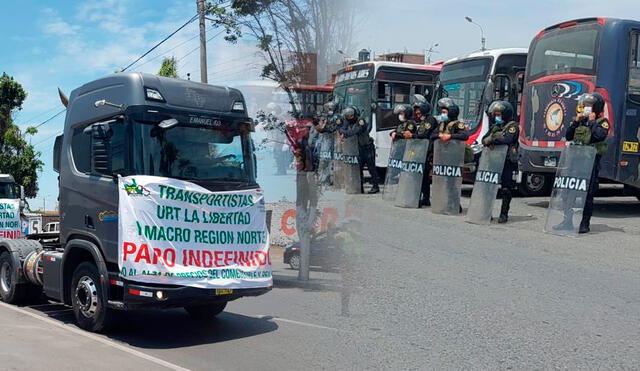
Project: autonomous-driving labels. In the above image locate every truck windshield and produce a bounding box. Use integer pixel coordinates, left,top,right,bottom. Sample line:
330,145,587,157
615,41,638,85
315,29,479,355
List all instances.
0,183,18,199
438,57,492,131
527,23,600,80
131,122,254,182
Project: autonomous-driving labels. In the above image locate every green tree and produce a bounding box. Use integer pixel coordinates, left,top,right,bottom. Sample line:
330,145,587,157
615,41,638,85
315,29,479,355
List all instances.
0,73,44,198
158,57,178,78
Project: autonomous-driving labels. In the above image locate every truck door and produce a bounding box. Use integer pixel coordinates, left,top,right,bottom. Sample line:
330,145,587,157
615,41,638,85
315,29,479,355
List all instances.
621,30,640,187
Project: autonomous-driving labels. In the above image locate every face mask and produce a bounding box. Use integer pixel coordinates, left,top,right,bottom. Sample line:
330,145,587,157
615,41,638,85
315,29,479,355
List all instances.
399,114,406,122
495,117,504,125
583,106,593,115
437,113,449,122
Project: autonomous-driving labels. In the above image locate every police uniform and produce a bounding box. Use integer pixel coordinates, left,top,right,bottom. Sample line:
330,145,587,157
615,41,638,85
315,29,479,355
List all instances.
340,116,380,193
430,119,470,141
392,120,418,139
482,120,519,221
565,116,609,231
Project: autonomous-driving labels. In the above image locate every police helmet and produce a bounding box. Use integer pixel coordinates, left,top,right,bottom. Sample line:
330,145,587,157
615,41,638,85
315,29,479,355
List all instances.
393,104,414,120
265,102,282,116
324,100,337,114
577,92,605,115
437,97,460,119
487,100,514,122
342,106,360,120
411,94,432,116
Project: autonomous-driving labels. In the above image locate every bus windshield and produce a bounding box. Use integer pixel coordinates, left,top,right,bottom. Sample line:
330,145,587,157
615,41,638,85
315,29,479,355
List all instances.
334,82,372,120
527,23,600,80
438,57,492,131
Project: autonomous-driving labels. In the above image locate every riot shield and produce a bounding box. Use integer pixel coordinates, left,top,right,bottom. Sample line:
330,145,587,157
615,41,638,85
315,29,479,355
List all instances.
382,140,407,201
544,144,597,236
431,140,465,215
341,136,362,194
395,139,429,208
316,133,334,186
466,145,509,224
332,133,344,190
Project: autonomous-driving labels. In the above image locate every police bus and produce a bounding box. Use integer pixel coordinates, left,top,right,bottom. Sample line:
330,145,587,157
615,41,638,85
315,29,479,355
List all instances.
431,48,528,183
332,61,443,168
519,17,640,198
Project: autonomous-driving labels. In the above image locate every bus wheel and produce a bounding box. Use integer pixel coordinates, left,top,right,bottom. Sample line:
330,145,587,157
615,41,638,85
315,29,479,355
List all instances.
185,302,227,319
519,172,551,197
71,262,112,332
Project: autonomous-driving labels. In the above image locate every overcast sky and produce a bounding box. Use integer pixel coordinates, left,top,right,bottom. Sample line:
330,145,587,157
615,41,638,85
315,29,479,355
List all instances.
3,0,640,208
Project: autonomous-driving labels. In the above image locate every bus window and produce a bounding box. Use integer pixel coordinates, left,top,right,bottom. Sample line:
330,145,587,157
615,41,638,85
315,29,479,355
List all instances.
628,32,640,100
377,82,411,130
412,84,433,104
377,82,411,109
527,24,599,80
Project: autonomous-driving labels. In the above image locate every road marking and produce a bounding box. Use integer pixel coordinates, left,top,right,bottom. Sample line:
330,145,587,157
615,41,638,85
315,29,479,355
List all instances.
0,301,190,371
254,314,338,331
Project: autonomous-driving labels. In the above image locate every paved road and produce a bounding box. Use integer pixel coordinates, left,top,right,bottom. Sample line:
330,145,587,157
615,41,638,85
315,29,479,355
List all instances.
1,192,638,370
335,191,640,369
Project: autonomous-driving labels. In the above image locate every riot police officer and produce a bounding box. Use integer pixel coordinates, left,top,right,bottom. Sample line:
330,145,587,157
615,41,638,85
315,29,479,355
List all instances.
339,106,380,194
317,101,341,134
430,98,469,142
564,92,609,233
390,104,417,141
481,100,519,223
412,97,437,207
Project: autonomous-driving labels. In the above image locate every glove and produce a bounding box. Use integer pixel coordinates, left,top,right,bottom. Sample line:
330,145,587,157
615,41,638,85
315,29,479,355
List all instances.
482,136,492,146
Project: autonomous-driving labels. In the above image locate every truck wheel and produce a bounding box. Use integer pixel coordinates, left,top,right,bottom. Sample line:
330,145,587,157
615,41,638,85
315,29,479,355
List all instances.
519,172,551,197
184,302,227,319
289,254,301,270
71,262,112,332
0,251,29,304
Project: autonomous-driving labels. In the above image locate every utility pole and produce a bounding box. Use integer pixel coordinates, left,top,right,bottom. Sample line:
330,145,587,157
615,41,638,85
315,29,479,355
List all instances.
197,0,208,83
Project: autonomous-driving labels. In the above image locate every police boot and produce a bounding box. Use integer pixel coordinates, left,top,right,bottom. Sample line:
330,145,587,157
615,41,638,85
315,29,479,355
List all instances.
498,189,512,224
368,184,380,194
579,219,590,234
420,197,431,208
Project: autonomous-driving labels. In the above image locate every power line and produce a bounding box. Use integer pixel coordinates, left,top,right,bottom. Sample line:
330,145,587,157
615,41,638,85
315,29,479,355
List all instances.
176,28,226,67
132,32,200,71
32,131,62,148
16,106,62,127
33,108,66,129
120,14,199,72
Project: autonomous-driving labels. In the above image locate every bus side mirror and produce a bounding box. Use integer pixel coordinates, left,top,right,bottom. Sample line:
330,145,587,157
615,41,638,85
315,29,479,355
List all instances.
19,186,24,200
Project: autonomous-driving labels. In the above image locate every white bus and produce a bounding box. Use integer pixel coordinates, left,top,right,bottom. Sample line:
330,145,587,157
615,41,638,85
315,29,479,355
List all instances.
332,61,443,168
433,48,528,152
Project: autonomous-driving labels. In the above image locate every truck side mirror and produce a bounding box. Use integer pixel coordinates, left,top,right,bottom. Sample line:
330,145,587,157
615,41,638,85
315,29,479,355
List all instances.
53,135,63,173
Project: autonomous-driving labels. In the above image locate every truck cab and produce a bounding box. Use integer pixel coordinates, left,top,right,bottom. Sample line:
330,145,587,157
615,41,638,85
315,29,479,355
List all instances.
0,73,269,332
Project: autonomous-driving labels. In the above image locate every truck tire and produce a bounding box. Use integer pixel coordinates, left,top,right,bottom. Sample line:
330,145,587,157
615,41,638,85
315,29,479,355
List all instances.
71,262,112,332
0,251,29,304
519,172,552,197
184,302,227,319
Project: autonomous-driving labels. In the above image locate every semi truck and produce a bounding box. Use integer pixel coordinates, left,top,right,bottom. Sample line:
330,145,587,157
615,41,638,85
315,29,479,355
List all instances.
0,73,271,332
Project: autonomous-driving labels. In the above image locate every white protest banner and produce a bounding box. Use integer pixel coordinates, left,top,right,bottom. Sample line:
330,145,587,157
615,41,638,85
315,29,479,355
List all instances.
0,199,21,239
118,175,271,289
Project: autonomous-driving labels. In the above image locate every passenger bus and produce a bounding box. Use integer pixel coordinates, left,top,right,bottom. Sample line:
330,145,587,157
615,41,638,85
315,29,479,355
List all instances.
519,17,640,197
431,49,527,178
332,61,443,168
